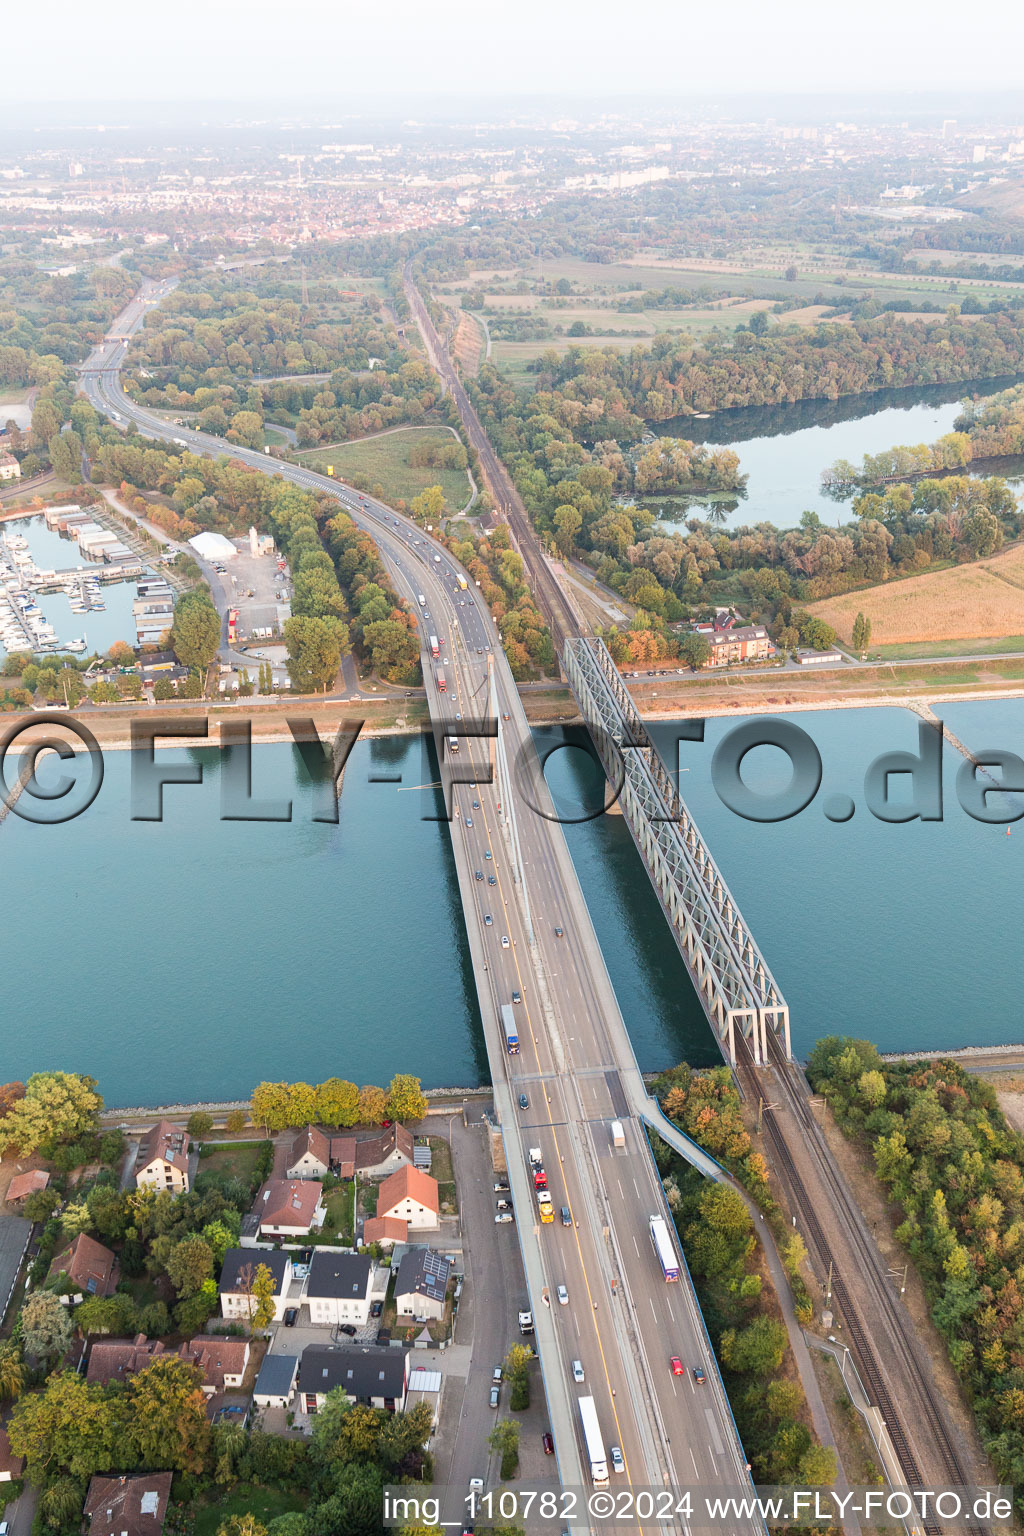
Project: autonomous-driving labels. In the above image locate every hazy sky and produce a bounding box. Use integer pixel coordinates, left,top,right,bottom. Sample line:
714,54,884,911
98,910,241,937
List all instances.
7,0,1024,106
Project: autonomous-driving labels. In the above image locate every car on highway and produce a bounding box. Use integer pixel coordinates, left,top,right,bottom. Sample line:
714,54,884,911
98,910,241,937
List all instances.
489,1385,500,1408
560,1206,571,1226
492,1365,502,1382
556,1284,568,1305
519,1093,529,1109
484,914,493,927
542,1432,554,1455
693,1365,706,1385
494,1211,514,1224
465,817,473,828
511,989,521,1004
475,870,483,881
472,799,479,809
488,874,496,885
554,925,564,938
501,935,510,948
572,1360,585,1383
484,850,492,860
283,1308,298,1327
610,1446,625,1474
670,1356,684,1376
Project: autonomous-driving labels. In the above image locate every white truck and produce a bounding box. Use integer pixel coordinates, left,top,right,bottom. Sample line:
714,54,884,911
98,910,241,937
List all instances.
610,1120,626,1148
518,1310,534,1335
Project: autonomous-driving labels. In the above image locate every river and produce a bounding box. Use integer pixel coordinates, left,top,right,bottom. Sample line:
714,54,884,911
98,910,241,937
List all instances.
1,701,1020,1106
649,375,1024,530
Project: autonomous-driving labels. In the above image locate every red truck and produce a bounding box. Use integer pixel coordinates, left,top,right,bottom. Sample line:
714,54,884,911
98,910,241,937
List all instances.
533,1168,547,1191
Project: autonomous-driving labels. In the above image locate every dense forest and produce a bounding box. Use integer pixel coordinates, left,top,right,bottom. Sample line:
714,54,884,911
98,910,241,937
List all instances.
650,1065,834,1489
807,1039,1024,1503
0,258,135,386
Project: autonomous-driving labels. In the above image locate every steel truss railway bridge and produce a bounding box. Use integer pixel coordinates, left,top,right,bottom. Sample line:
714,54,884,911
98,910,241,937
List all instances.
563,636,790,1068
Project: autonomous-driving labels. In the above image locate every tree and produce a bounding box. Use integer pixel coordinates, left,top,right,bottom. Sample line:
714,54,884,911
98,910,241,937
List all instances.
252,1262,277,1332
126,1356,211,1473
226,1108,247,1134
106,640,136,666
0,1071,102,1156
187,1110,214,1138
171,588,221,672
553,503,582,556
851,612,872,653
8,1370,120,1481
719,1315,787,1374
283,615,345,692
0,1341,25,1402
386,1075,427,1123
218,1520,270,1536
357,1085,389,1124
251,1082,293,1132
488,1417,520,1480
316,1078,359,1128
166,1235,215,1298
678,633,711,672
40,1475,84,1530
748,310,769,336
20,1290,74,1363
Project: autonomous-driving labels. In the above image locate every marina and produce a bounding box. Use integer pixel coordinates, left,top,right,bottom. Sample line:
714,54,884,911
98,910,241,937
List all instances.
0,510,148,659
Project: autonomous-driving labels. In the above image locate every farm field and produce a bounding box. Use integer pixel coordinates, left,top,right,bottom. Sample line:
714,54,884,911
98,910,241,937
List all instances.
806,543,1024,647
296,424,473,511
872,633,1024,659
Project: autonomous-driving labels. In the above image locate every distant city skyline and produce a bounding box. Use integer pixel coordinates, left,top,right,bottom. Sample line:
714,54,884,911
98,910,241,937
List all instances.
6,0,1024,106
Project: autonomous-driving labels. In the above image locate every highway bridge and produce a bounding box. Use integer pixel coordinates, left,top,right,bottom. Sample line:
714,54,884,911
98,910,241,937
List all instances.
78,285,762,1535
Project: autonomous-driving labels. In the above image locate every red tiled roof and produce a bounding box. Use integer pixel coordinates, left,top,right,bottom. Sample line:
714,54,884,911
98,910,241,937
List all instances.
6,1168,50,1203
377,1164,438,1218
179,1335,249,1391
362,1217,408,1244
86,1334,168,1387
136,1120,189,1176
253,1178,322,1229
49,1232,119,1296
83,1472,172,1536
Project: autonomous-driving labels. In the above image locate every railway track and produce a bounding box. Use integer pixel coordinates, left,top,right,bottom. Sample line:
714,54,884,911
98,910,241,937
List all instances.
403,273,581,653
739,1034,985,1534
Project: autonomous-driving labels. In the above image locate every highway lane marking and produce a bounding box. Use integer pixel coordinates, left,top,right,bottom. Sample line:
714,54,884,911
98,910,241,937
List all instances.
472,769,640,1491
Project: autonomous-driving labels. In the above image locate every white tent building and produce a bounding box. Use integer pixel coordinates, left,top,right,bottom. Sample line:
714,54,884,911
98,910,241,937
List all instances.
188,531,238,562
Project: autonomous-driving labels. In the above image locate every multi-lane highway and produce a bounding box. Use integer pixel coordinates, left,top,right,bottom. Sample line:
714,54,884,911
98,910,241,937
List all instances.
78,290,759,1533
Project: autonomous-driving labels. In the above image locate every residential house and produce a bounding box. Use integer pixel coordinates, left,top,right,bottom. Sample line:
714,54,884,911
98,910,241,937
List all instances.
253,1352,298,1410
286,1122,413,1181
361,1216,407,1247
704,625,775,667
5,1168,50,1205
0,452,21,481
180,1335,251,1394
306,1251,372,1328
251,1179,325,1239
83,1472,173,1536
85,1333,249,1394
87,1334,169,1387
394,1247,451,1322
0,1422,25,1481
298,1344,407,1414
49,1232,119,1297
375,1165,439,1231
219,1248,294,1323
135,1121,190,1194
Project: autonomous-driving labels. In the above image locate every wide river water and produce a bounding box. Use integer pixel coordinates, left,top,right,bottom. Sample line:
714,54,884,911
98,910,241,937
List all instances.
1,700,1020,1106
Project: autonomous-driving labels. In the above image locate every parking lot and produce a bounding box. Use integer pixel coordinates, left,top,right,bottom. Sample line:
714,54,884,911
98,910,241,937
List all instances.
203,543,291,645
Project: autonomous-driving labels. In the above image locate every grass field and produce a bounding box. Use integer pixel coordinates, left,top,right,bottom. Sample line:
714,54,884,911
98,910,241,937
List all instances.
194,1486,307,1536
297,425,473,511
195,1140,265,1185
873,634,1024,659
807,544,1024,647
